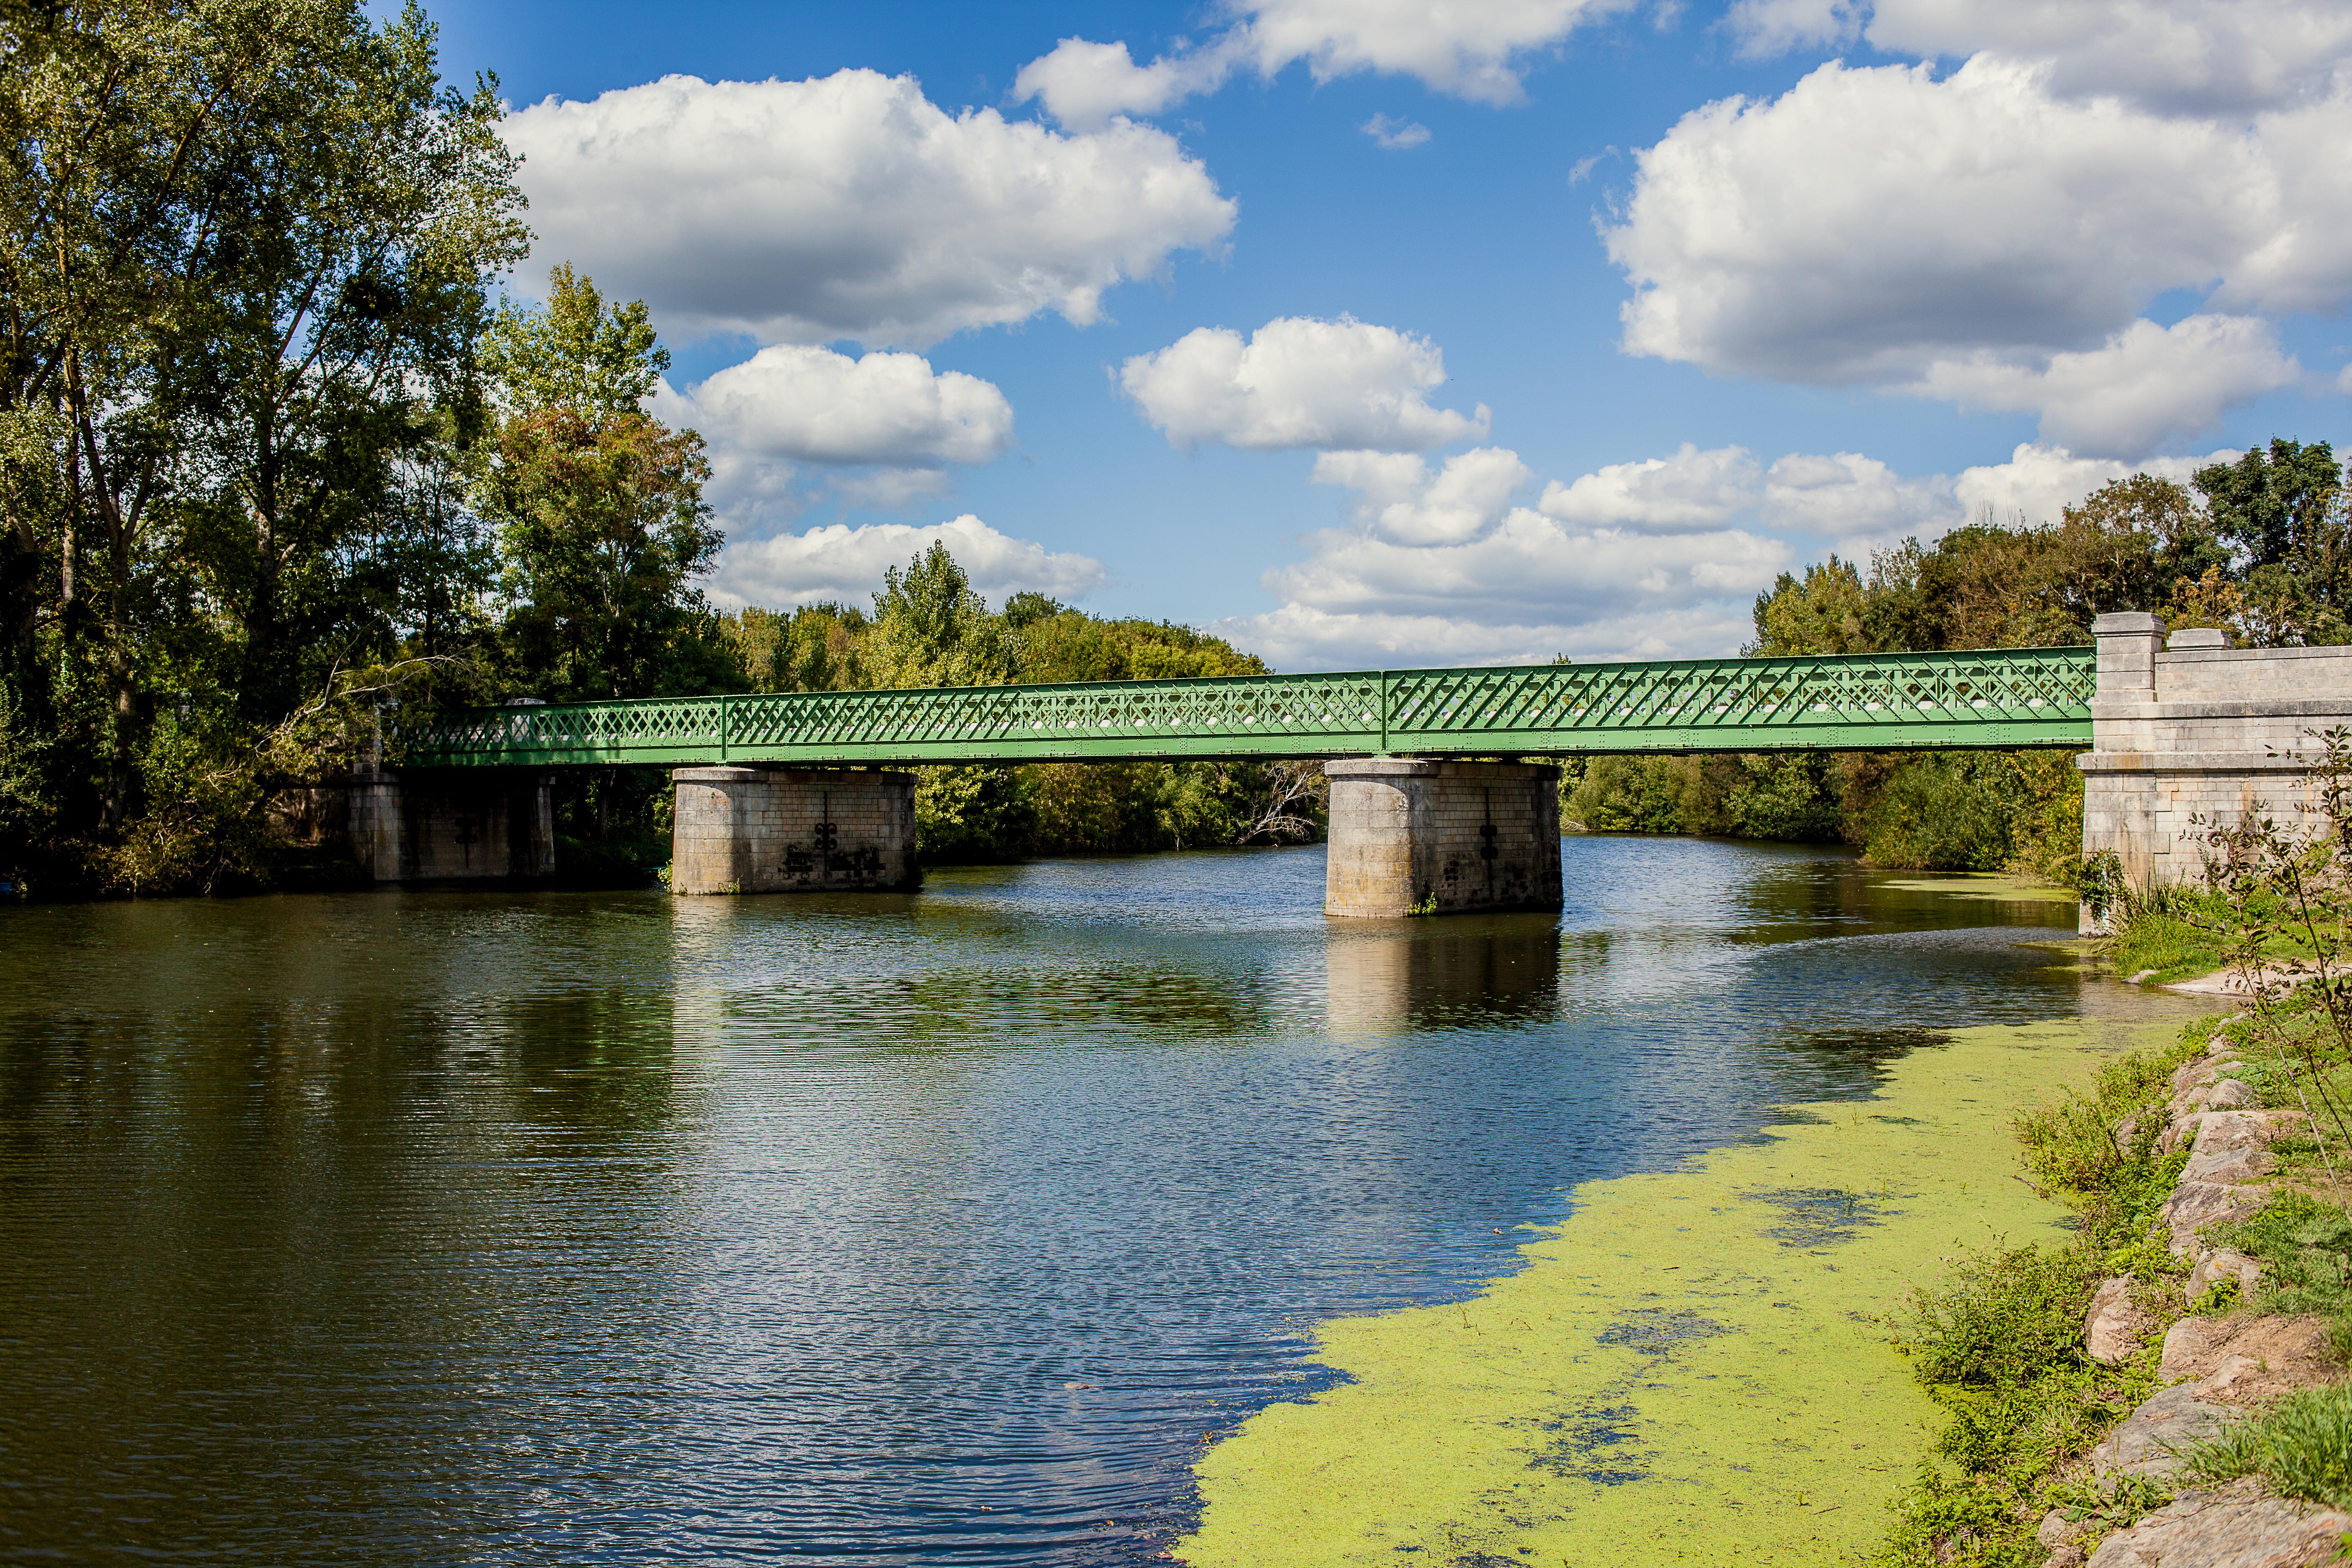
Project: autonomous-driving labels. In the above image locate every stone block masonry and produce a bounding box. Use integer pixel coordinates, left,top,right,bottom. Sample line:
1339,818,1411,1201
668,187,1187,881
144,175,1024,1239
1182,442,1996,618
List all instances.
670,766,918,896
1323,759,1562,918
2081,611,2352,926
275,769,555,882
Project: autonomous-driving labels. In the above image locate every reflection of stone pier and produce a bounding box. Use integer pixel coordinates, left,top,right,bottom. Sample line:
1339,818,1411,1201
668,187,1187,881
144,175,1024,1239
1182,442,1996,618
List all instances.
669,766,918,896
1323,759,1563,918
1325,915,1563,1033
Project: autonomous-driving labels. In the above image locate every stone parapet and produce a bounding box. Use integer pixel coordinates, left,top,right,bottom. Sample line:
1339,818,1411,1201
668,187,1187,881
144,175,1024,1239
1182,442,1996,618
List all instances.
1323,759,1562,918
670,766,918,896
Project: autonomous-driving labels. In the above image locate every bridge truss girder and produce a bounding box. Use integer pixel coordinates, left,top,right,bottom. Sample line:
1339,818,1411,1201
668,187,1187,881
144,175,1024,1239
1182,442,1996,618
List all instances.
398,648,2097,768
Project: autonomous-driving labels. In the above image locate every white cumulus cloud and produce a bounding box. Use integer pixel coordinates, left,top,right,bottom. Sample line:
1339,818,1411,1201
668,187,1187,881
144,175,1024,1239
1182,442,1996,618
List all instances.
1952,441,2237,528
1859,0,2352,116
1216,443,1788,668
1219,432,2257,670
1122,316,1489,452
653,344,1016,528
710,515,1108,611
1605,53,2352,455
504,70,1235,348
1315,447,1531,543
1015,0,1633,129
1907,315,2298,457
667,345,1016,467
1538,442,1762,529
1360,112,1432,148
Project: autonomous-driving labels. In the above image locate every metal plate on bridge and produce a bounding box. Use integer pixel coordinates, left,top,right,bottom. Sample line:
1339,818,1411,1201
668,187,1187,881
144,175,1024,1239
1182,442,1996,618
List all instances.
399,649,2097,767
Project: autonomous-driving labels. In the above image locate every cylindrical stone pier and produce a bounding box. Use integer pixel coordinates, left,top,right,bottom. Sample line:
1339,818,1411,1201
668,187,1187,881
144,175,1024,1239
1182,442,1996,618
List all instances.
670,766,919,895
1323,759,1563,918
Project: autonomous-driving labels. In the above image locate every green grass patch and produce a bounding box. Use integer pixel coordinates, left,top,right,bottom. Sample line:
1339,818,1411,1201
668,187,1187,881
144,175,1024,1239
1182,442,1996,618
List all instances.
2179,1382,2352,1511
2106,910,2225,983
2210,1190,2352,1362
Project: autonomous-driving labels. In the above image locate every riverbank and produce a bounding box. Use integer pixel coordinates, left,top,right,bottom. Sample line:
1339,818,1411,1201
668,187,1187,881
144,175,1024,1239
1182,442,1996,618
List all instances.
1177,1011,2184,1566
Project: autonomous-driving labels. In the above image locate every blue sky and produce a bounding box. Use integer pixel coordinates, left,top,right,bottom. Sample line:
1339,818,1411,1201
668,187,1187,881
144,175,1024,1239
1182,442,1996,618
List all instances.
416,0,2352,668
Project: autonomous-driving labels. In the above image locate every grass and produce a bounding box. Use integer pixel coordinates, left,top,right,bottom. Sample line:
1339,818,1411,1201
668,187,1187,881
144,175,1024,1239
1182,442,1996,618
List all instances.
2107,908,2227,983
2179,1382,2352,1511
1877,1024,2213,1568
2096,881,2327,987
2209,1189,2352,1363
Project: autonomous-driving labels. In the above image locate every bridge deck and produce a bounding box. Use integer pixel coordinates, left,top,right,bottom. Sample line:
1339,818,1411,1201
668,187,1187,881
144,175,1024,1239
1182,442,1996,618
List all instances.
400,648,2096,768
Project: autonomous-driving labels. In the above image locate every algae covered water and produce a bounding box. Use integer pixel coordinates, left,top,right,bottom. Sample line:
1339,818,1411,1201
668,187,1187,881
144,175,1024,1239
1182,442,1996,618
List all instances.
0,838,2199,1564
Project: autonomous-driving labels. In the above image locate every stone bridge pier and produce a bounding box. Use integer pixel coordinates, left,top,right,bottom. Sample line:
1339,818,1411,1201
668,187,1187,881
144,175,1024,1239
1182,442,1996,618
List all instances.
2081,611,2352,928
279,768,555,883
1322,759,1563,918
669,766,918,896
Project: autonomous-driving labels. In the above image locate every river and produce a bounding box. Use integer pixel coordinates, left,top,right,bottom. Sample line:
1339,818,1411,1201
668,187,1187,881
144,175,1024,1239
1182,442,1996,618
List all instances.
0,836,2201,1564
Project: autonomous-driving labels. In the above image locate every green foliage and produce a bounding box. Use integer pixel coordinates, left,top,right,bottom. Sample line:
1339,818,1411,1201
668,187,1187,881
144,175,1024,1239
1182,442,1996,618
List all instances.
2103,882,2230,983
1748,555,1870,656
1850,754,2013,871
714,551,1302,864
1565,752,1841,841
2190,725,2352,1182
2180,1383,2352,1512
2211,1190,2352,1351
479,264,668,419
2012,1031,2204,1249
1880,1025,2217,1566
869,543,1008,690
486,407,722,701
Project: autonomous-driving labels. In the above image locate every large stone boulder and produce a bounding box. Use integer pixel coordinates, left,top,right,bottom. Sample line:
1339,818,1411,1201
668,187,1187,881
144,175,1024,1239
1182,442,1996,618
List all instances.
2085,1476,2352,1567
2091,1383,2237,1480
2160,1181,2266,1256
2086,1277,2149,1364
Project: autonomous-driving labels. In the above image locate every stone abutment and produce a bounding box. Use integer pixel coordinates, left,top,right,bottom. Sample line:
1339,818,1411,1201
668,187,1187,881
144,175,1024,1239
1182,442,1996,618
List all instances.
2080,611,2352,929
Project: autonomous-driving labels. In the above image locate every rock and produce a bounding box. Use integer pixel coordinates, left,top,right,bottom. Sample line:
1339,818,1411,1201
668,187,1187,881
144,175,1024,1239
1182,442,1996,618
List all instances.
2091,1382,2239,1480
2159,1181,2264,1256
2161,1314,2343,1406
2129,969,2161,984
2183,1145,2276,1184
2043,1509,2094,1550
2161,1112,2208,1154
2084,1476,2352,1567
2162,1315,2238,1380
2195,1112,2277,1155
2187,1247,2263,1304
2087,1277,2149,1364
2205,1079,2259,1110
2172,1058,2222,1097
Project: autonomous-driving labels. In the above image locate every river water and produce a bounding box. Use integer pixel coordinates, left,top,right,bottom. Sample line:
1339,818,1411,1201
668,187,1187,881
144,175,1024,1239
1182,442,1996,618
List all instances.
0,837,2197,1564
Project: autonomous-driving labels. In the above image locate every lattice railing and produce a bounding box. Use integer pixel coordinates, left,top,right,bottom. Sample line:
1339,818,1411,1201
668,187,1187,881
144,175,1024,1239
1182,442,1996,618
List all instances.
398,648,2095,766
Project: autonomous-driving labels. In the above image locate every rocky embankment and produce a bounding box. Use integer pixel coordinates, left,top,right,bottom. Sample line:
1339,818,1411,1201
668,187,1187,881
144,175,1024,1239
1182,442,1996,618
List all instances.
2043,1033,2351,1568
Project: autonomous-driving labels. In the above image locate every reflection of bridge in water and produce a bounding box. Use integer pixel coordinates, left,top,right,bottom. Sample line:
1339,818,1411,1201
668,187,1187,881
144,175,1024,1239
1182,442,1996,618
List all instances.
1325,914,1564,1034
316,615,2350,924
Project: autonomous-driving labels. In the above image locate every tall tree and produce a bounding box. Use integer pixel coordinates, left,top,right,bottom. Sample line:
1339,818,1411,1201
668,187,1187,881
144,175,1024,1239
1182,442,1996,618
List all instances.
2195,439,2340,570
480,268,722,702
868,543,1007,689
0,0,523,830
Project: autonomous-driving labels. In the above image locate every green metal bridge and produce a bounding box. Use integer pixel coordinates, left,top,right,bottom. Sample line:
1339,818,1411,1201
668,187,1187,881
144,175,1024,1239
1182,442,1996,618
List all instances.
400,646,2098,768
